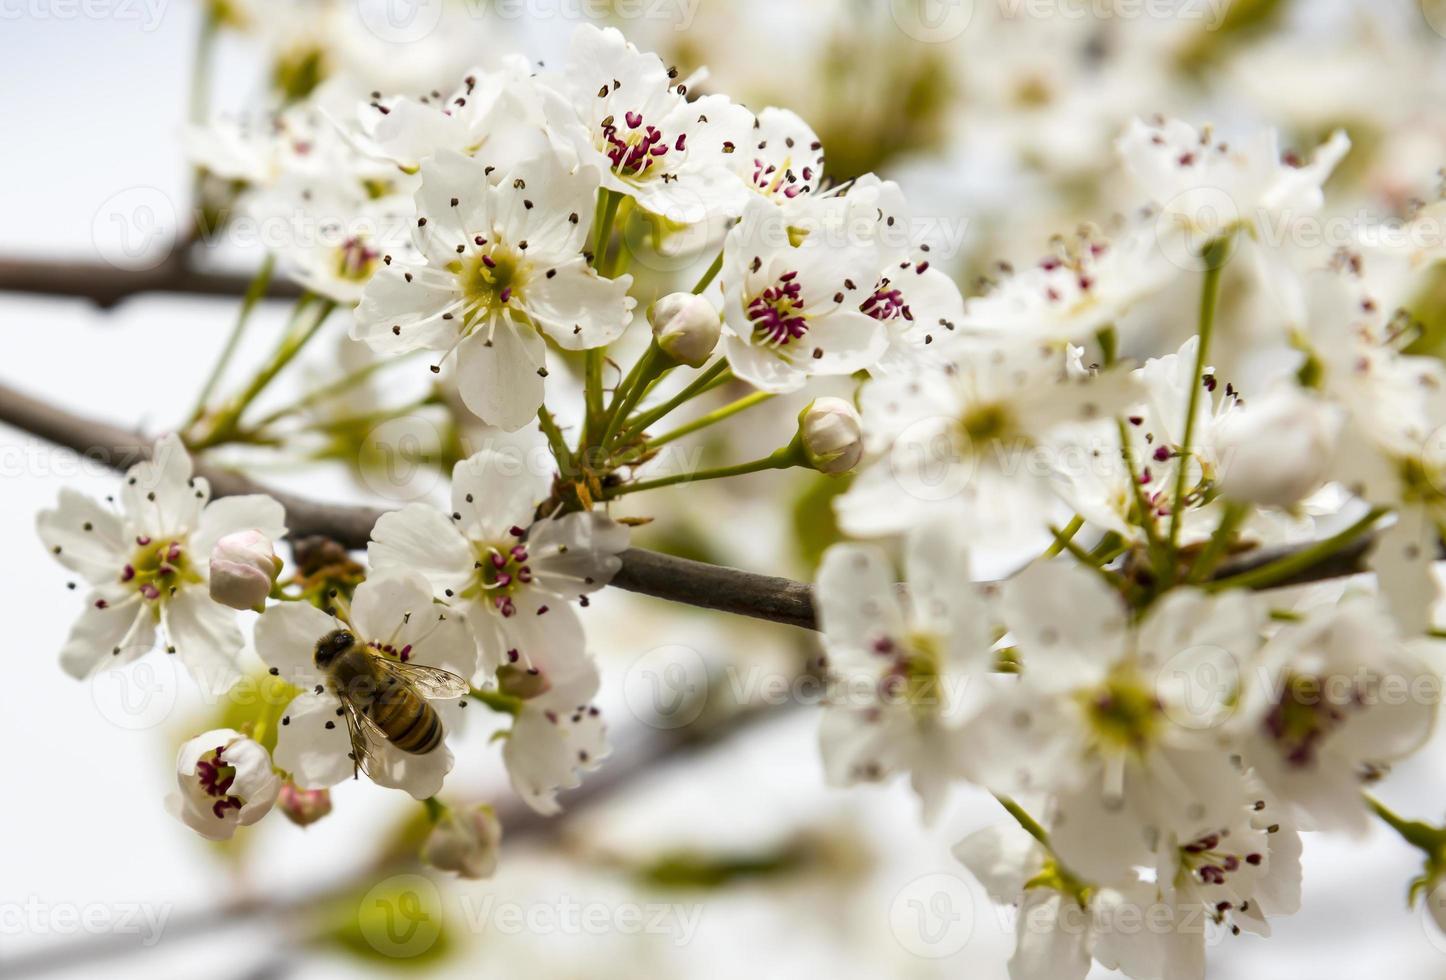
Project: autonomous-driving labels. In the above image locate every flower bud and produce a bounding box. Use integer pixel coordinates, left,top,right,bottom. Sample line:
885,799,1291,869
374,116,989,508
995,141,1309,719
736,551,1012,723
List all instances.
799,397,864,475
1426,878,1446,937
166,729,281,841
423,804,502,880
1211,386,1343,508
277,780,332,827
649,293,721,368
209,529,282,612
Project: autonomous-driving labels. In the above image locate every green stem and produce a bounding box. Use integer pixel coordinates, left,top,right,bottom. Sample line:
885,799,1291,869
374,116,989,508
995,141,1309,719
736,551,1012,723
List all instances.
1043,515,1085,558
691,250,724,294
1095,325,1118,368
1185,500,1248,585
1206,507,1387,592
605,438,803,497
583,348,605,445
188,14,218,126
994,793,1050,847
469,687,524,716
592,188,624,276
292,395,436,435
620,360,732,440
537,404,573,474
601,342,667,449
644,391,774,450
1169,235,1233,556
195,296,336,449
1365,793,1444,855
422,796,447,823
249,349,414,430
1050,523,1129,595
1118,418,1167,570
187,253,275,426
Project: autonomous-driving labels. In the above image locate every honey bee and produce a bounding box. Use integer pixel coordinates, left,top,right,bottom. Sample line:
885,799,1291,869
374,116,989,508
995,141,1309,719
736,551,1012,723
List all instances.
313,628,470,779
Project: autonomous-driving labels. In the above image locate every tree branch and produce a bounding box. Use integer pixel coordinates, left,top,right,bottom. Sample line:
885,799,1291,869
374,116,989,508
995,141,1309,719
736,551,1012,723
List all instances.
0,379,820,629
0,253,302,309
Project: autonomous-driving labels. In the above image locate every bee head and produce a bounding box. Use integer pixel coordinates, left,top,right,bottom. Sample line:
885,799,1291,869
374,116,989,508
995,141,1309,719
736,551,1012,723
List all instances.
314,629,356,669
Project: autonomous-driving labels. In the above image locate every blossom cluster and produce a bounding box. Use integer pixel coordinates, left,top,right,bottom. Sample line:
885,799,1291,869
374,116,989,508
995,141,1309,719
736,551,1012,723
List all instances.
35,16,1446,975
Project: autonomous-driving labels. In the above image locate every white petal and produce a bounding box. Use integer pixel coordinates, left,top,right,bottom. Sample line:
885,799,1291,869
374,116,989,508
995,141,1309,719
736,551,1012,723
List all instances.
1009,891,1092,980
720,331,806,393
952,823,1044,902
526,512,629,599
1002,560,1127,692
523,260,634,350
58,592,154,679
193,495,287,559
37,489,127,585
816,544,907,667
369,739,456,800
451,448,549,541
1368,506,1438,637
503,681,608,815
352,265,463,355
273,691,355,790
904,521,993,673
254,601,338,691
367,504,474,598
162,588,244,696
489,591,586,672
121,434,206,538
455,322,547,431
349,569,442,643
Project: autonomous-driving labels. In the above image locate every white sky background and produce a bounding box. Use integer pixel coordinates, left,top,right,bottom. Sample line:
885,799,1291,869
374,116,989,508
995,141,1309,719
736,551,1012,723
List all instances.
3,4,1446,978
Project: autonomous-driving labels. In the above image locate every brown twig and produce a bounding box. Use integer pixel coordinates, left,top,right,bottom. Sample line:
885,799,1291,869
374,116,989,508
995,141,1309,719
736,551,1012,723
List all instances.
0,253,302,309
0,379,821,629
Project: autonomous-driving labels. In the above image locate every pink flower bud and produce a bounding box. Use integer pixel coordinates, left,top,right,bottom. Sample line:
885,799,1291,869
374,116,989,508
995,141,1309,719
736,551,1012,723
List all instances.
277,781,332,827
423,804,502,880
209,529,282,612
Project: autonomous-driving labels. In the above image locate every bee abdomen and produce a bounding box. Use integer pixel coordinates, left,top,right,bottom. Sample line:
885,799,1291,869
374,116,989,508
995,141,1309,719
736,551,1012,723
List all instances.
390,704,443,754
365,684,443,755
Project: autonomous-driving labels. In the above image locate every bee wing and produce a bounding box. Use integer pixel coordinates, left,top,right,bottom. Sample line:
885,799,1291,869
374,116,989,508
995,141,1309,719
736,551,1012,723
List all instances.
371,657,471,700
337,693,388,782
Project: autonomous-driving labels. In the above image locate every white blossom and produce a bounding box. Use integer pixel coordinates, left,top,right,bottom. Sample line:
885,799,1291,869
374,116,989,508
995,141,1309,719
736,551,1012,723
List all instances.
166,729,281,841
254,571,478,800
352,148,635,430
367,448,629,672
815,523,994,821
543,24,754,224
37,434,286,692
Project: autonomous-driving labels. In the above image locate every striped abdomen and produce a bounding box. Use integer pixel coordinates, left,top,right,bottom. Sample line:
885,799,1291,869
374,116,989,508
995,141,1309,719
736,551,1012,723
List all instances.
336,650,444,755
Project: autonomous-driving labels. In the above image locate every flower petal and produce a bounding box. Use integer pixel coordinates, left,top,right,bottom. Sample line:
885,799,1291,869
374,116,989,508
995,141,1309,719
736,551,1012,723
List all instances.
273,690,355,790
193,494,287,559
162,588,244,696
367,504,474,599
254,600,338,691
455,322,547,431
38,489,127,585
